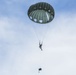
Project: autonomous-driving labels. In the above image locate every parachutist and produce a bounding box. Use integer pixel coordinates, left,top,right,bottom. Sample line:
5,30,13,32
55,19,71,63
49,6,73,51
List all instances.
38,68,42,73
39,41,43,51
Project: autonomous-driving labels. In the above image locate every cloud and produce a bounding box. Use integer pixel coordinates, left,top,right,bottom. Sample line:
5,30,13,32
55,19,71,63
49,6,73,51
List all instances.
44,13,76,51
0,7,76,75
0,0,76,75
0,15,34,75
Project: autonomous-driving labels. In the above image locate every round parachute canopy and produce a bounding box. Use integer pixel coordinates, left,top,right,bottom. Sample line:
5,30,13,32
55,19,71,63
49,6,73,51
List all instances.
28,2,55,24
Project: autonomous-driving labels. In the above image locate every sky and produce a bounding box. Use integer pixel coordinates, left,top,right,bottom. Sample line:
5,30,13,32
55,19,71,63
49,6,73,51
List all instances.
0,0,76,75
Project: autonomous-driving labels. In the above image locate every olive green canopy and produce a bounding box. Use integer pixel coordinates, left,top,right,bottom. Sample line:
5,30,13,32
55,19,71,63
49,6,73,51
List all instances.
28,2,55,24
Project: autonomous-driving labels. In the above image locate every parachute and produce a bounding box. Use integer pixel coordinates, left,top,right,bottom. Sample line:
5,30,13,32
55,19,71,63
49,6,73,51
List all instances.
28,2,55,42
28,2,55,24
27,2,55,72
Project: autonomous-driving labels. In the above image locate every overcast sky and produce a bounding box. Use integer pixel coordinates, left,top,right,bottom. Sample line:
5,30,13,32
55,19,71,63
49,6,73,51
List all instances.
0,0,76,75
